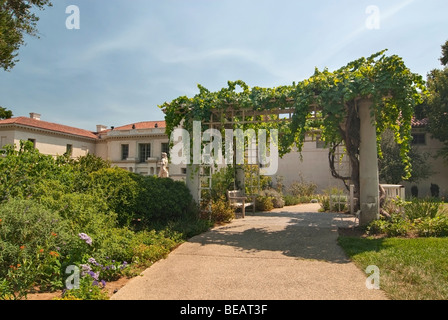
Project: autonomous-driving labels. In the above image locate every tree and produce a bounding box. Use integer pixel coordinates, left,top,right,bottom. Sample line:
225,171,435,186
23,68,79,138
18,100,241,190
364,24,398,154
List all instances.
424,41,448,161
441,40,448,67
0,106,13,119
0,0,52,71
378,129,431,184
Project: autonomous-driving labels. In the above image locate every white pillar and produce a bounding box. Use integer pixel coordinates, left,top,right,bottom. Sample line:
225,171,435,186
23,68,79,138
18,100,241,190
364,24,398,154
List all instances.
186,164,200,203
358,99,380,225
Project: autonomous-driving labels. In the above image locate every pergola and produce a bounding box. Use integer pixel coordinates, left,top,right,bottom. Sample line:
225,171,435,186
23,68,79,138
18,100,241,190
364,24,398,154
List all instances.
168,98,381,225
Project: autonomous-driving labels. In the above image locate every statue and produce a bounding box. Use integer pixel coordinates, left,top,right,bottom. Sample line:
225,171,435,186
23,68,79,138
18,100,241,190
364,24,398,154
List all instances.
158,152,169,178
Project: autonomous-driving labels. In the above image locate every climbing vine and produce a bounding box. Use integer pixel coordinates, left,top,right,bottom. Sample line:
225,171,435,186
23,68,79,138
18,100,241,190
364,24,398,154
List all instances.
160,50,427,208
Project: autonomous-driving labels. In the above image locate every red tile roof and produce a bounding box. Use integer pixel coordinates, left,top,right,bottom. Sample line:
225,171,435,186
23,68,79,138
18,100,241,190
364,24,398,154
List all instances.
411,117,429,128
112,121,166,131
0,117,99,140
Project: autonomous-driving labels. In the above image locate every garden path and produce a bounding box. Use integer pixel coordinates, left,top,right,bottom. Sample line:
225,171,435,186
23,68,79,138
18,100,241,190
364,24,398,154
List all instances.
111,203,388,300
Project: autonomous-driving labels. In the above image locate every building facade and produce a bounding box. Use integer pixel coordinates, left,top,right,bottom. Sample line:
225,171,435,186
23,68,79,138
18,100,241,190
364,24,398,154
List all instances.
0,112,447,198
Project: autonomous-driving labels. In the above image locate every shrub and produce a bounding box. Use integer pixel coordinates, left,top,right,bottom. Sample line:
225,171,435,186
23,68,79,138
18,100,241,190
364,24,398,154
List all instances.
288,178,317,197
283,194,301,206
210,197,235,224
259,188,284,208
413,216,448,237
319,188,348,212
88,168,140,227
256,196,274,212
134,175,193,223
367,214,412,237
0,199,74,298
405,197,442,221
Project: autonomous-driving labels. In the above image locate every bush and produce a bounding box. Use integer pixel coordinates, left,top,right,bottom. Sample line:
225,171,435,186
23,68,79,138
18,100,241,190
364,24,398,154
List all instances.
209,197,235,224
259,188,284,208
288,178,317,197
0,199,74,298
134,175,193,223
367,214,412,237
283,194,301,206
319,188,348,212
405,197,442,221
88,167,140,227
367,198,448,238
256,196,274,212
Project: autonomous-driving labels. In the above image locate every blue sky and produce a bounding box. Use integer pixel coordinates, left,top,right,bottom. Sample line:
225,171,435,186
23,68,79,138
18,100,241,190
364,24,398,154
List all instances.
0,0,447,131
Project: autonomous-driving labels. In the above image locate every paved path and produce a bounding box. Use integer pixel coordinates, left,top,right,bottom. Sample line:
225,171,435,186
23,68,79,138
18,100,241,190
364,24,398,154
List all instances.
111,203,388,300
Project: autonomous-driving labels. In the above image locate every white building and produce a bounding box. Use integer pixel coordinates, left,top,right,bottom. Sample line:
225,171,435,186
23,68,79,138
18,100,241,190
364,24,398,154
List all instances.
0,112,447,198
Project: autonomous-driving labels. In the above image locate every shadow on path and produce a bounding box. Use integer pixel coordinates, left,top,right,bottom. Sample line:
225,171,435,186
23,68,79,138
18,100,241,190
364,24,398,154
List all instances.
188,207,357,264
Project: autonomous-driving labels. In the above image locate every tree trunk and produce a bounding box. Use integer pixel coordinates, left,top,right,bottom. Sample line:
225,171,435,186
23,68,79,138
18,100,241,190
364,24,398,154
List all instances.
328,101,361,212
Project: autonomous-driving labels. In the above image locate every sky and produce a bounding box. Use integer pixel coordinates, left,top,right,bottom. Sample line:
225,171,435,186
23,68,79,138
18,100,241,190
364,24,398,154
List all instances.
0,0,447,131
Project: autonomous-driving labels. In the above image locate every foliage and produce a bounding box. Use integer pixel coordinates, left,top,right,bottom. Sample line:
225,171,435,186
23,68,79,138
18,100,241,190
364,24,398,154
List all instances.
256,196,274,212
424,67,448,161
0,142,210,299
259,188,284,208
283,194,301,206
0,107,13,119
378,129,431,184
210,166,235,201
0,0,52,71
0,199,73,299
367,197,448,237
287,177,317,197
404,197,443,220
57,276,109,301
208,197,235,224
133,175,193,223
161,51,426,199
441,40,448,67
318,187,348,212
88,167,139,227
0,141,72,201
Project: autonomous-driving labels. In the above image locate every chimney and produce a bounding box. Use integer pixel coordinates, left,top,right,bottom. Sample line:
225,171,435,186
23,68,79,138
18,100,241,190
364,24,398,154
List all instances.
96,124,107,132
29,113,41,120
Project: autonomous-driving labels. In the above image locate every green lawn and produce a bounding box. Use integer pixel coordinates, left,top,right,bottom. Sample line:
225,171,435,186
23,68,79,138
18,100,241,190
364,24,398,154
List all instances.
338,236,448,300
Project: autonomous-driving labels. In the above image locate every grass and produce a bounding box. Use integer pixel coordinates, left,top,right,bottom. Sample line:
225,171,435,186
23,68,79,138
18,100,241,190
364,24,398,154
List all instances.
338,236,448,300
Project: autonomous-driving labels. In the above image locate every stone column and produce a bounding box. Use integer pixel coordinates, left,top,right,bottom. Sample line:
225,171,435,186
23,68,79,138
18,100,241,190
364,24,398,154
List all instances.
186,164,200,203
235,165,245,191
358,99,380,225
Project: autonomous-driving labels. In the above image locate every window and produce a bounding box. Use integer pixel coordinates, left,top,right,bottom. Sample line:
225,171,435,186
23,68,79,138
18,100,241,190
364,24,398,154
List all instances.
0,136,6,148
316,136,326,149
161,143,170,157
181,168,187,175
121,144,129,160
28,138,36,148
66,144,73,156
412,133,426,145
139,143,151,163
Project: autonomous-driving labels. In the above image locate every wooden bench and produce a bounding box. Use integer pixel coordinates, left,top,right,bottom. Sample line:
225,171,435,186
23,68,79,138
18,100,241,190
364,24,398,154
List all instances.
226,190,256,218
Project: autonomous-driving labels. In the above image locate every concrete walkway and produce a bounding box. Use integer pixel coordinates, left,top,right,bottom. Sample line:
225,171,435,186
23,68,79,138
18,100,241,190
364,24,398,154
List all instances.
111,203,388,300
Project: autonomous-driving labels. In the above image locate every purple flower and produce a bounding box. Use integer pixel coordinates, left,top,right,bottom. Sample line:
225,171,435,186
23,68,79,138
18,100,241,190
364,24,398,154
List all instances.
87,257,98,265
88,270,99,281
101,280,106,287
78,233,92,246
80,264,91,276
